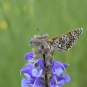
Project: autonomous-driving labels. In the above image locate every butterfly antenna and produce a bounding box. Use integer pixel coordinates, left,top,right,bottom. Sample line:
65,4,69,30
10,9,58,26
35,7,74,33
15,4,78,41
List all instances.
36,28,43,35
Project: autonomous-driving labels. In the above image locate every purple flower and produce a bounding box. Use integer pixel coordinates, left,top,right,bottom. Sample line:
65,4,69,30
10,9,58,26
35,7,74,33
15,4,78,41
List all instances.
50,61,70,87
21,72,43,87
51,61,67,76
21,73,35,87
35,58,44,69
58,74,71,83
32,58,43,78
63,63,69,68
24,52,34,62
21,63,34,76
21,74,42,87
49,75,65,87
21,61,43,87
63,74,71,82
20,34,71,87
32,69,43,78
33,78,42,87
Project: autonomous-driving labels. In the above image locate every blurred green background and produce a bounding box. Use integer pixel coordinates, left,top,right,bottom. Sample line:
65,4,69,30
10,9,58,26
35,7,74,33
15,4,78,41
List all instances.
0,0,87,87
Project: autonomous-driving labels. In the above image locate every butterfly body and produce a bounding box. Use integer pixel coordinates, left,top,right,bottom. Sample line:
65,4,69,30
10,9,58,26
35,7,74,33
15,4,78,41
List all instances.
48,28,83,52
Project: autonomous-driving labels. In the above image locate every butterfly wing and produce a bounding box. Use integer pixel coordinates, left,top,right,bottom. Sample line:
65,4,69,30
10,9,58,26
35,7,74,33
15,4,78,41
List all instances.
51,28,83,52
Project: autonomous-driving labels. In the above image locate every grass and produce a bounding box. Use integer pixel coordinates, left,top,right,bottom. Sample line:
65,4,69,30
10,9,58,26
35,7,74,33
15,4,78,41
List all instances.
0,0,87,87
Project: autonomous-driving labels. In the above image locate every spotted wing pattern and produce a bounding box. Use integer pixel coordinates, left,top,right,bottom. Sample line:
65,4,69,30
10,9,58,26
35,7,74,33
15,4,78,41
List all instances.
51,28,83,52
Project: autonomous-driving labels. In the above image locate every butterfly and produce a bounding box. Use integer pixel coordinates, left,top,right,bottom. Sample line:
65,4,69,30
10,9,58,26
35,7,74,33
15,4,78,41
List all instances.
47,28,83,52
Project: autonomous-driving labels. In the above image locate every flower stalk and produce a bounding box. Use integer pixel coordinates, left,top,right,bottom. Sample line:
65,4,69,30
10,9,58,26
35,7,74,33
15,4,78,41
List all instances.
20,34,71,87
43,53,48,87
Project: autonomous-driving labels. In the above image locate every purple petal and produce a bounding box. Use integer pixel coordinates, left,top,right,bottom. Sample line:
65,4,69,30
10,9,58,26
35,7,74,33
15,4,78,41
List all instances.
32,69,42,77
29,40,33,44
52,61,65,76
54,85,59,87
63,63,69,68
35,58,43,69
64,74,71,82
24,73,31,80
21,78,34,87
50,58,54,65
53,61,64,69
24,52,34,61
33,78,42,87
21,78,28,87
50,75,65,87
49,75,56,86
21,64,34,75
55,68,63,76
21,67,32,75
58,80,65,86
25,63,34,67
